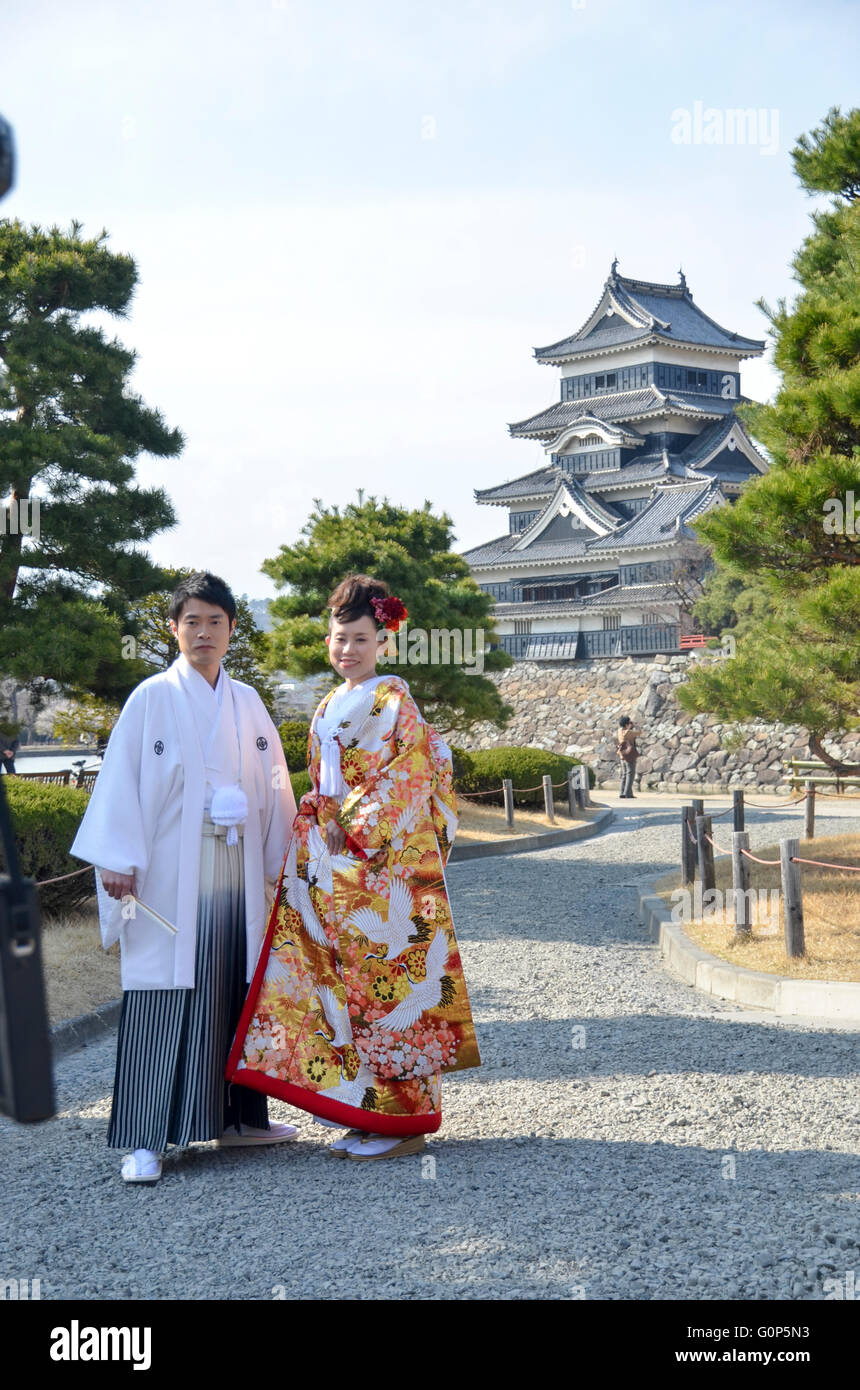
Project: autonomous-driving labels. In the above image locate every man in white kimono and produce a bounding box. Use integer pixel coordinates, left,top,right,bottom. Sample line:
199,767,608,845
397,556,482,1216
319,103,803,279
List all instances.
71,572,298,1182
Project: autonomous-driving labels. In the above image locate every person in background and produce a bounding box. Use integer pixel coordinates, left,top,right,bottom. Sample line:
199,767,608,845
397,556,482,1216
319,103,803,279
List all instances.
1,734,18,775
617,715,639,799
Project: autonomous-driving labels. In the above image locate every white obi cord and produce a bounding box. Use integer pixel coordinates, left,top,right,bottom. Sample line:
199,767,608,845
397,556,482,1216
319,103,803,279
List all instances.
204,666,246,845
209,783,249,845
317,690,347,798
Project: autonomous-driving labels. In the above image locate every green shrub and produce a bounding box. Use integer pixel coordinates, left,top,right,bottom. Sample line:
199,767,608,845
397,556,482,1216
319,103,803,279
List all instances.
279,719,311,774
449,745,476,786
454,746,594,807
0,779,95,916
290,770,312,802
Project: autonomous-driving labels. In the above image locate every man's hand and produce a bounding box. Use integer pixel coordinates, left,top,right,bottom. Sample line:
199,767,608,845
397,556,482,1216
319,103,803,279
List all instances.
325,821,347,856
100,869,136,901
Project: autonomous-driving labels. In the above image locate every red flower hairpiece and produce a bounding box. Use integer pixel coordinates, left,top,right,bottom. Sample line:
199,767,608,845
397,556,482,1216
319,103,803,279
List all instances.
371,595,408,631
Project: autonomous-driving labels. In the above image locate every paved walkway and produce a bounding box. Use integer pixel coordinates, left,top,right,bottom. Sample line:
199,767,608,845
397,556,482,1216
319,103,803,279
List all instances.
2,799,858,1300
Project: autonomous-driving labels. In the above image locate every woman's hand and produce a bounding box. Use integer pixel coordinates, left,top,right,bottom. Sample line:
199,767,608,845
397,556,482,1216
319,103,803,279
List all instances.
100,869,136,901
325,820,347,856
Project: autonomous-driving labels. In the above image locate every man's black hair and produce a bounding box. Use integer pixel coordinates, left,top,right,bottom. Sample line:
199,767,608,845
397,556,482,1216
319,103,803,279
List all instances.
618,715,631,728
169,571,237,624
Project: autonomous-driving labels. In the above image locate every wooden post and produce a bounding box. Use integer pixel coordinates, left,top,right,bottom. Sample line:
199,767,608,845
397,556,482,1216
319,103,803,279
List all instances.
681,807,696,887
685,805,698,884
542,775,555,824
695,814,716,894
566,769,578,818
731,831,751,938
780,837,805,958
804,781,815,841
692,797,704,823
732,789,744,832
503,778,514,829
580,765,591,808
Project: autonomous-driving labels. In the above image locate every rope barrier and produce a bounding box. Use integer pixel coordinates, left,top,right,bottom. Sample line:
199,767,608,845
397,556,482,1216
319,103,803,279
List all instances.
696,828,860,874
742,792,808,809
789,855,860,874
460,775,585,798
33,864,94,887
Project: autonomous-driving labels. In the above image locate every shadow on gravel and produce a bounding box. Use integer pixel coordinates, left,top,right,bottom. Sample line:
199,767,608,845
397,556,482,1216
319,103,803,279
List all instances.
3,1119,856,1300
454,1013,860,1080
453,859,674,942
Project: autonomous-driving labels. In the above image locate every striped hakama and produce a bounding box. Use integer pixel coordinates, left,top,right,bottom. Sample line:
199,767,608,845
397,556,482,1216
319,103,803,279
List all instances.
107,818,268,1151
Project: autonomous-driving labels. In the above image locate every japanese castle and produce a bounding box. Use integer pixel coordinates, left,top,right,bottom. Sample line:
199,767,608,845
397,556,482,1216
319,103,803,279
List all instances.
462,263,767,660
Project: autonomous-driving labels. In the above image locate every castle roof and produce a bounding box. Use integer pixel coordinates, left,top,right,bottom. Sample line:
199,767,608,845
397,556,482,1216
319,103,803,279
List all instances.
533,265,766,364
462,478,725,570
508,386,743,439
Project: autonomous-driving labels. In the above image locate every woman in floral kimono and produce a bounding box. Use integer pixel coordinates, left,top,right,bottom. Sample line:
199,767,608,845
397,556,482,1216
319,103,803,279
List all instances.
227,574,480,1161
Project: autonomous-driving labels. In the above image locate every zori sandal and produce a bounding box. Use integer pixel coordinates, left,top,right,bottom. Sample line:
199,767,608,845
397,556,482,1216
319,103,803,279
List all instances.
121,1149,163,1183
330,1129,368,1157
346,1133,427,1162
218,1122,298,1147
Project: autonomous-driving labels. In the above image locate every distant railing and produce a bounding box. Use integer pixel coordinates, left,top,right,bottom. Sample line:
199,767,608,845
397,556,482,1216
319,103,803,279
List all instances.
786,758,860,794
9,768,99,790
679,633,708,650
494,624,680,660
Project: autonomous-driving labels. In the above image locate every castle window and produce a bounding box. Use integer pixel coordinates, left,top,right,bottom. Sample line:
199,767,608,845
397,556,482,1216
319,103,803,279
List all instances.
513,620,532,635
686,369,709,390
603,614,620,630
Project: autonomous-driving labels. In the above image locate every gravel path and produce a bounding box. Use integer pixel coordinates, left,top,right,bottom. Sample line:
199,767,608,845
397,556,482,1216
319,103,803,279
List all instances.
2,801,859,1301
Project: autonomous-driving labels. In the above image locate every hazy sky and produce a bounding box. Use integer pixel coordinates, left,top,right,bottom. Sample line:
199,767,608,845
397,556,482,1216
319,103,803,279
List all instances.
3,0,859,597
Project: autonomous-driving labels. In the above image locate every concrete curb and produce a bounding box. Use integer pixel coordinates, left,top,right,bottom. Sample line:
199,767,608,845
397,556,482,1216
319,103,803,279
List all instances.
448,807,614,861
51,998,122,1060
639,890,860,1025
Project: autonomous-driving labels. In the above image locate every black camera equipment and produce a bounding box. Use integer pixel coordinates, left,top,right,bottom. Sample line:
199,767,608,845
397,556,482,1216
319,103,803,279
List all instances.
0,112,55,1122
0,776,55,1121
0,112,14,199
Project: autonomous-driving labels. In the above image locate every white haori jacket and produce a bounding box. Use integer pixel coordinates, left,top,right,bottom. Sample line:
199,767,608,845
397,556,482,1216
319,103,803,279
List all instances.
70,655,296,990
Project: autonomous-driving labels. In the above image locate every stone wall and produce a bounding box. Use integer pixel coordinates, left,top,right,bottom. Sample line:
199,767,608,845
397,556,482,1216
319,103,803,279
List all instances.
455,655,860,793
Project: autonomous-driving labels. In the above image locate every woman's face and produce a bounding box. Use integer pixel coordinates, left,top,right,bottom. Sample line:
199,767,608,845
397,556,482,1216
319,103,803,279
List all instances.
325,613,382,684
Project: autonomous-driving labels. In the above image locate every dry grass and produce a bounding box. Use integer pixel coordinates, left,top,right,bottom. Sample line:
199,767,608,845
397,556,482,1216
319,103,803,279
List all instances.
40,900,121,1025
455,797,592,843
654,833,860,981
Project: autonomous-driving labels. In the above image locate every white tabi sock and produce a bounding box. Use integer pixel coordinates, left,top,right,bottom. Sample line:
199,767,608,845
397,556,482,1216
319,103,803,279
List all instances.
132,1148,161,1170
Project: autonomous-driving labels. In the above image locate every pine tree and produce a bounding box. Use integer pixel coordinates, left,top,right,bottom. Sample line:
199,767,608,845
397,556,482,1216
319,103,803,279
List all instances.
0,219,182,701
263,494,513,735
679,107,860,771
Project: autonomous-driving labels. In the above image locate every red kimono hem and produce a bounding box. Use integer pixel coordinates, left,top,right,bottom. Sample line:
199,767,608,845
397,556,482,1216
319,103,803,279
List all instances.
227,1065,442,1136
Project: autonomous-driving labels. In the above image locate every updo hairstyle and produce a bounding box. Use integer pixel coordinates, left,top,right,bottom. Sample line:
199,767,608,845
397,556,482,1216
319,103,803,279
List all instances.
326,574,390,629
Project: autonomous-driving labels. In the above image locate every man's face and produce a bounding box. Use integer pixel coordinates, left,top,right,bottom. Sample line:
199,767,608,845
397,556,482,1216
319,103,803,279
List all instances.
170,599,235,670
